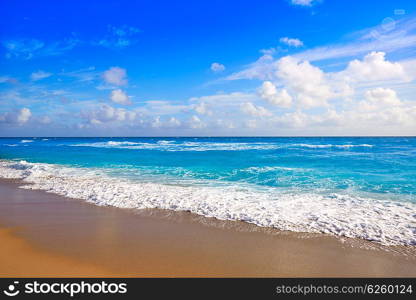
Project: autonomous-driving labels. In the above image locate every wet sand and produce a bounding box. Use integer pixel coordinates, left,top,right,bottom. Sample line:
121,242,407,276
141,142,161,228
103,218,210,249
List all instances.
0,178,415,277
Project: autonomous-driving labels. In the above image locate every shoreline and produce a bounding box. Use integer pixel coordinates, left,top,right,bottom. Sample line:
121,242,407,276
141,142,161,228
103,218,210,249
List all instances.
1,159,414,247
0,178,415,277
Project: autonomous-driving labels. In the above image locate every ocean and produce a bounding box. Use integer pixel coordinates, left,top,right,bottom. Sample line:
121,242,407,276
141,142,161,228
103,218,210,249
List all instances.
0,137,415,246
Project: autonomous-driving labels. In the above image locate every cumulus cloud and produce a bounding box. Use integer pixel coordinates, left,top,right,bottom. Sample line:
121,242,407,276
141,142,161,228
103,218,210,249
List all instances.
110,89,131,105
167,117,181,128
189,115,206,129
214,119,235,130
241,102,272,117
210,62,225,72
150,116,182,129
0,107,32,124
151,116,163,128
279,37,304,47
189,92,262,120
229,51,412,110
344,52,410,82
359,87,402,111
276,56,333,108
17,108,31,124
194,102,212,115
30,70,52,81
258,81,292,108
83,104,136,124
103,67,127,86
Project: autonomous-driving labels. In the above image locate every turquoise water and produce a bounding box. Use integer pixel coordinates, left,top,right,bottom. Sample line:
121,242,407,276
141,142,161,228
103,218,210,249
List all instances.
1,137,415,199
0,137,415,245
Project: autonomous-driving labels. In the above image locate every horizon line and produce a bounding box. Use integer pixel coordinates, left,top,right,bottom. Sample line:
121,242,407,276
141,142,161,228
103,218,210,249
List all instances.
1,136,415,138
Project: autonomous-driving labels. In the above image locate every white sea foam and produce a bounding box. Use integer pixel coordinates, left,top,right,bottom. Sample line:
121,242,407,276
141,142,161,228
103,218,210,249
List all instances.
70,141,279,151
20,139,34,143
242,166,306,173
69,141,374,151
157,140,174,145
293,144,374,149
0,160,414,246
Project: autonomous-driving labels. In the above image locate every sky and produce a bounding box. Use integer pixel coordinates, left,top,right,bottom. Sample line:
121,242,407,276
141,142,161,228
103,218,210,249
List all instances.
0,0,416,136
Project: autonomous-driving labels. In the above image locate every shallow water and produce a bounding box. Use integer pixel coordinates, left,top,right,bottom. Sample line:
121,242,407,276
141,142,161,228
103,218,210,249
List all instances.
0,137,415,245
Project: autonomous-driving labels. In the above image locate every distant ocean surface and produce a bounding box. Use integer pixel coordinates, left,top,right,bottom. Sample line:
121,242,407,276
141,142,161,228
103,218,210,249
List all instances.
0,137,415,246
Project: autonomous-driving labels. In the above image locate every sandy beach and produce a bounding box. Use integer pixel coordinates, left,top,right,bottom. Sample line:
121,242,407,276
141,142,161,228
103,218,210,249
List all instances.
0,178,415,277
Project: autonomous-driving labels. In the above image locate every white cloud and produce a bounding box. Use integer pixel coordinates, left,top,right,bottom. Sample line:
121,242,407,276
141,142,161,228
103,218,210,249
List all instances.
189,115,206,129
190,92,257,104
167,117,181,128
267,97,416,133
241,102,272,117
39,116,52,124
360,87,402,111
295,17,416,62
264,111,309,129
227,54,275,81
103,67,127,86
291,0,317,6
214,119,235,129
110,89,131,105
30,70,52,81
210,62,225,72
151,116,162,128
0,76,16,84
96,25,140,49
343,52,410,82
276,56,333,108
258,81,292,107
3,39,44,59
17,108,31,124
279,37,304,47
90,118,102,125
228,51,415,111
0,107,32,124
83,104,136,124
138,100,189,116
194,102,212,115
3,38,79,60
244,119,257,129
150,116,182,129
61,66,99,82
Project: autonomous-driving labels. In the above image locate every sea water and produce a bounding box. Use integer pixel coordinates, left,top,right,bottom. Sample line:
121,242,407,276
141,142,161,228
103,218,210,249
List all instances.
0,137,415,246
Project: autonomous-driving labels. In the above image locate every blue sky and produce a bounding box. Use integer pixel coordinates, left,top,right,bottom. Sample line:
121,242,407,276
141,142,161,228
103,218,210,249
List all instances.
1,0,416,136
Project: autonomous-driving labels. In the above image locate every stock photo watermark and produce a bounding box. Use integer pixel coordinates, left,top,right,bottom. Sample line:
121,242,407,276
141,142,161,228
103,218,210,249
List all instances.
370,8,406,40
2,281,127,297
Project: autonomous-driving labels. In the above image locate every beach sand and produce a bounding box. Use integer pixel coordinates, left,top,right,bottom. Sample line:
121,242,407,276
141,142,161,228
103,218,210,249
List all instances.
0,178,415,277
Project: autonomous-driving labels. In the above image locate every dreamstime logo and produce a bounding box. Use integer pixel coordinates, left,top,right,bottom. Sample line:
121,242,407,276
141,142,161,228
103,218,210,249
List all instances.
370,9,406,41
3,281,20,297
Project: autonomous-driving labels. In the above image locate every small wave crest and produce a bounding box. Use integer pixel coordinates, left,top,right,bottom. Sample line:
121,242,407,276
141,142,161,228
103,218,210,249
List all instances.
292,144,373,149
70,141,280,151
